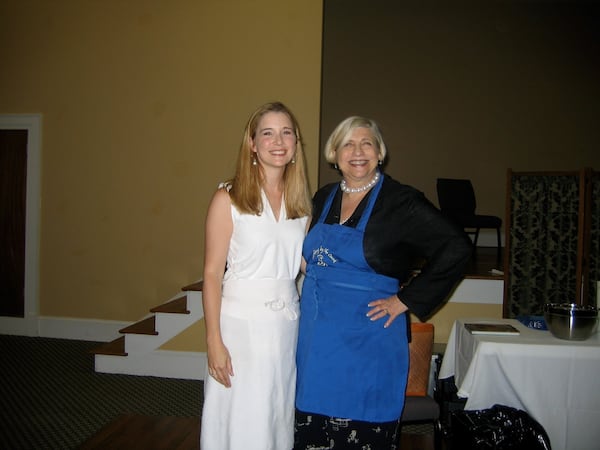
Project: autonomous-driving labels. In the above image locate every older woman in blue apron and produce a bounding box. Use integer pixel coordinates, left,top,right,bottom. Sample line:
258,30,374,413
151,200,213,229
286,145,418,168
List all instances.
295,116,472,449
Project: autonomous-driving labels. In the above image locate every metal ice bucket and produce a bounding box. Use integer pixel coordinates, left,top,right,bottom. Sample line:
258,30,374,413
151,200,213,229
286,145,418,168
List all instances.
543,303,598,341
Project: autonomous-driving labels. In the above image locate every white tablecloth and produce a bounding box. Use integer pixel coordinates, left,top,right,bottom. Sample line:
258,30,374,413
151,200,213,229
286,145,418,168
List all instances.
439,318,600,450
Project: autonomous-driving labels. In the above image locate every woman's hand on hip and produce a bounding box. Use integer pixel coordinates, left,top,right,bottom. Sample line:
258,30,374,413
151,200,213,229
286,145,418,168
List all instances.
367,295,409,328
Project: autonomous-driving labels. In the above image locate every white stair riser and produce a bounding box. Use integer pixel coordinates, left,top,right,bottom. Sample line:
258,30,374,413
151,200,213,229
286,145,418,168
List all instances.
154,313,200,336
124,334,166,354
95,351,207,380
185,291,203,315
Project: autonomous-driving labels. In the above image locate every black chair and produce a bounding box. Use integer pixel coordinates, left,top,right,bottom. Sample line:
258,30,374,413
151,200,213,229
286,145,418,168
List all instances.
400,323,442,450
436,178,502,260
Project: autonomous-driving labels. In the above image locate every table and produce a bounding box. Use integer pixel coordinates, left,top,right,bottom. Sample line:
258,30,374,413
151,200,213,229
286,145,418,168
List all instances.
439,318,600,450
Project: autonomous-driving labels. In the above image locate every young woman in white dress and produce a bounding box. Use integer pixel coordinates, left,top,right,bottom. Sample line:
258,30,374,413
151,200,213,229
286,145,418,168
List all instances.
200,102,311,450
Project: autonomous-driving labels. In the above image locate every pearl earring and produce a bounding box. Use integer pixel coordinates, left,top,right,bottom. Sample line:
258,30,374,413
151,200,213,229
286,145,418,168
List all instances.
252,156,257,166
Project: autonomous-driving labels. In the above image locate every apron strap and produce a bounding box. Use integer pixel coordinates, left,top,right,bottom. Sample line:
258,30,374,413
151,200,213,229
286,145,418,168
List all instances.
356,171,383,232
317,184,338,224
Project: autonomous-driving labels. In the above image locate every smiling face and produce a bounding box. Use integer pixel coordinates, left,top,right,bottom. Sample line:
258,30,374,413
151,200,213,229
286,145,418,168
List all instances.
251,111,297,170
336,126,381,186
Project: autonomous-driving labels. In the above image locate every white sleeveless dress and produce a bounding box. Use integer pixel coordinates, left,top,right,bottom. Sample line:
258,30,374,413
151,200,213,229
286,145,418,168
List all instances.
200,189,308,450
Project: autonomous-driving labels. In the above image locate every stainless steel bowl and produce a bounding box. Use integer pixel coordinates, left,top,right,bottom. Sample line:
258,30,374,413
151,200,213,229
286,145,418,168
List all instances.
543,303,598,341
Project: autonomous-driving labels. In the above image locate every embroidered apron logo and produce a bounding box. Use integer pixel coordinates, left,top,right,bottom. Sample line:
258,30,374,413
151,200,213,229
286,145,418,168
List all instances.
312,246,338,266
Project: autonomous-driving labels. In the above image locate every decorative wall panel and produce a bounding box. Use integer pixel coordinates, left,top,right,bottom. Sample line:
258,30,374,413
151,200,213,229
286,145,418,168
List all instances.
504,169,598,318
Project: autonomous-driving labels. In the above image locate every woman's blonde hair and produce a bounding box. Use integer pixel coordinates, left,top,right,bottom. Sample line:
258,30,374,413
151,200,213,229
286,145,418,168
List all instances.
228,101,312,219
323,116,387,165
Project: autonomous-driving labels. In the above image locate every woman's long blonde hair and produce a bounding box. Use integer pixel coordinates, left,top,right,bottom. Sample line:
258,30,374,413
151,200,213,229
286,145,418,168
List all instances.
228,101,312,219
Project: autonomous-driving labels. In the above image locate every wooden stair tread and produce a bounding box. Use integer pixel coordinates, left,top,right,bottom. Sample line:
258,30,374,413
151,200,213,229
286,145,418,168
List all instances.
150,296,190,314
119,316,158,335
91,336,127,356
181,281,203,291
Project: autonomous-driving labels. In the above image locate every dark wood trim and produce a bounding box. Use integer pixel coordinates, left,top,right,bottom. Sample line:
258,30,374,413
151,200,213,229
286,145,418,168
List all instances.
119,316,157,335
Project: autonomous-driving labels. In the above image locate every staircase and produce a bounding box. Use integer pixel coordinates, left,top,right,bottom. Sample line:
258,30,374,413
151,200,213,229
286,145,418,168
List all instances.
92,281,207,380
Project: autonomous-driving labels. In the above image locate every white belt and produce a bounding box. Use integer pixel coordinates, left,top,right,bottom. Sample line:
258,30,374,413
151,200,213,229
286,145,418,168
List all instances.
221,278,299,321
263,298,299,320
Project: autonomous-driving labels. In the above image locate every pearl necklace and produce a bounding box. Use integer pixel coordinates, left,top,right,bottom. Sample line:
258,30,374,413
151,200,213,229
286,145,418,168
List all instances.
340,171,380,194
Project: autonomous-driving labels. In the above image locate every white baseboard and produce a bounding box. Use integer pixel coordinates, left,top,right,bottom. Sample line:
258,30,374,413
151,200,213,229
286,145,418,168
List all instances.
0,315,129,342
40,316,131,341
0,316,41,336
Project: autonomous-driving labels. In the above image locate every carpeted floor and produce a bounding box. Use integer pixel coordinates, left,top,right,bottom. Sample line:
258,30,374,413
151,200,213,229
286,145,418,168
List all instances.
0,335,203,450
0,334,433,449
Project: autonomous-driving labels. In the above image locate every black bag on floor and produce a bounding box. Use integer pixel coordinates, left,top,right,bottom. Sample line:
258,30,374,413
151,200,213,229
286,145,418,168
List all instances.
448,404,551,450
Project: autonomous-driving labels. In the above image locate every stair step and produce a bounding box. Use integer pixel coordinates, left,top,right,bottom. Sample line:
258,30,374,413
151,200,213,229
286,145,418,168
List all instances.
182,281,203,291
91,336,127,356
119,316,158,335
150,296,190,314
92,282,204,373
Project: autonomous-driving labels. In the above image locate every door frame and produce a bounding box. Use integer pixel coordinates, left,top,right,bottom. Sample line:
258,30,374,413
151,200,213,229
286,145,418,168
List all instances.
0,114,41,335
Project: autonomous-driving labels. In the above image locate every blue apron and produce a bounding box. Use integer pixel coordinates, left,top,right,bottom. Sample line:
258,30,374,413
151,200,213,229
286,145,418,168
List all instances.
296,174,409,422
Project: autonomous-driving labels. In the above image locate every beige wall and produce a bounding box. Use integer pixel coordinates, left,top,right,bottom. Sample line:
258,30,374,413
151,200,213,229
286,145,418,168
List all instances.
320,0,600,220
6,1,590,348
0,0,323,321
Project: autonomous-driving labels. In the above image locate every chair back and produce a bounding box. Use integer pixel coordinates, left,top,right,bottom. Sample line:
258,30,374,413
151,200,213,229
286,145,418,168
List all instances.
436,178,477,216
406,322,434,397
